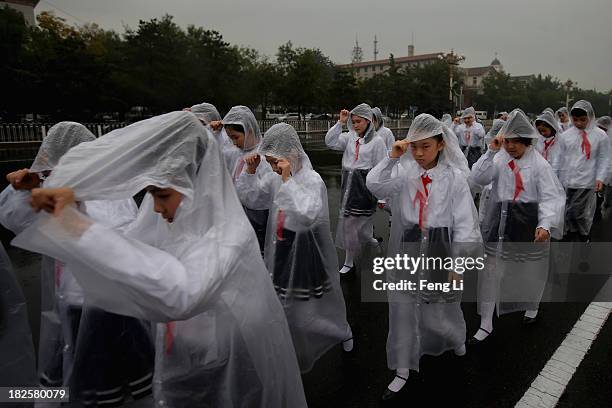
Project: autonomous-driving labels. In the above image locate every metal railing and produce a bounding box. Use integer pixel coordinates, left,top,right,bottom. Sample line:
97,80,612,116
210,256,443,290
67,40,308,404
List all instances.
0,120,412,144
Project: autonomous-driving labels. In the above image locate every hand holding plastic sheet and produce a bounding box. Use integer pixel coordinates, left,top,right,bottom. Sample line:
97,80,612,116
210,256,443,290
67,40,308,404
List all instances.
489,134,503,151
6,169,40,190
339,109,350,124
245,153,261,174
30,187,76,216
208,120,223,131
390,139,411,159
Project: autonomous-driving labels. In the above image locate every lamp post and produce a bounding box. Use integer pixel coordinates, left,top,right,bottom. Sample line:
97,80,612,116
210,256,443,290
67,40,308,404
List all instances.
440,50,465,114
564,79,574,109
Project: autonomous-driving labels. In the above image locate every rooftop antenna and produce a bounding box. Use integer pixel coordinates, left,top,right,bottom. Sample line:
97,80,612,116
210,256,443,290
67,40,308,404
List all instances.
374,34,379,61
351,34,363,64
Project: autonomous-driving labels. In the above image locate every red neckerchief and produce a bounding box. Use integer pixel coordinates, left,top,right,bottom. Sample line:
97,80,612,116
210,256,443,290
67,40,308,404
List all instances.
508,160,524,202
276,210,286,241
413,173,432,230
580,130,591,160
543,137,556,161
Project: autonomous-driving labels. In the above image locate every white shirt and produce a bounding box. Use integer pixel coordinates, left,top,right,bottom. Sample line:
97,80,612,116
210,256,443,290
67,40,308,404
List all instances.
455,122,486,148
326,122,388,170
552,126,610,189
471,148,566,235
366,157,481,243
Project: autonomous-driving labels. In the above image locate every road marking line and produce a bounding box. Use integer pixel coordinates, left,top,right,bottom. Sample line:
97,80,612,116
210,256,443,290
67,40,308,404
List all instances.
515,302,612,408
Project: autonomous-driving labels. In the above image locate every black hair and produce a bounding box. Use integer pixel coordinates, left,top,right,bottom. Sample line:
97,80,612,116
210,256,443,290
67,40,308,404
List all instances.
432,134,444,143
496,113,503,119
570,108,588,118
224,124,245,134
512,137,534,146
535,120,557,137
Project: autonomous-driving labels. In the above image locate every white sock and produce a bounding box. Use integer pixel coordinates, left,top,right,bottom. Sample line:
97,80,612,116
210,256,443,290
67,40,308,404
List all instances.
474,302,494,341
524,309,538,319
387,369,409,392
454,344,466,356
340,253,354,274
342,338,354,352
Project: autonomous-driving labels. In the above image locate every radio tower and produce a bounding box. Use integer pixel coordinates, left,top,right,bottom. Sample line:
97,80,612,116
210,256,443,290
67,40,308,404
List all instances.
351,34,363,64
374,34,379,61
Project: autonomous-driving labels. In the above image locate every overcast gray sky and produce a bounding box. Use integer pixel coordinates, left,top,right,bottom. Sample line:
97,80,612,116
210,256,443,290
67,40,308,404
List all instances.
36,0,612,91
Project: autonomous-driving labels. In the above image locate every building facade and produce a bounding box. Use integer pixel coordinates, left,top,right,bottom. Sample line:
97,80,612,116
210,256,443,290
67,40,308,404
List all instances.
0,0,40,25
337,47,444,81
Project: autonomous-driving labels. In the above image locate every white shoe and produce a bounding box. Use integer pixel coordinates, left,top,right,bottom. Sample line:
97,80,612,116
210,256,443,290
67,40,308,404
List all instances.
339,264,354,274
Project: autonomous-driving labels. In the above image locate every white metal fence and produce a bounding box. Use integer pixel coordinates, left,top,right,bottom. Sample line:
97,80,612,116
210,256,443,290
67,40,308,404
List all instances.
0,119,413,143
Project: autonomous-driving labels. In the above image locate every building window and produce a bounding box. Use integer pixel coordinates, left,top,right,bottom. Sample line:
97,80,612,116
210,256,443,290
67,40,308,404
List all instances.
472,77,477,86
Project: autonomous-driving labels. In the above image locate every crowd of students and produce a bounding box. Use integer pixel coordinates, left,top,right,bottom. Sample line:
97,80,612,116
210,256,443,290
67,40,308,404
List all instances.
0,98,610,406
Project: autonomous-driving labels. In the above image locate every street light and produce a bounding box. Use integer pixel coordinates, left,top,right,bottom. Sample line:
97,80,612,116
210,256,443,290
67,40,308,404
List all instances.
564,79,574,109
440,50,465,114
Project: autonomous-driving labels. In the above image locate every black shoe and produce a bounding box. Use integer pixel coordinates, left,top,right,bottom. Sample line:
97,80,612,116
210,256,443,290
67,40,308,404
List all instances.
522,315,538,325
381,375,408,401
467,327,491,345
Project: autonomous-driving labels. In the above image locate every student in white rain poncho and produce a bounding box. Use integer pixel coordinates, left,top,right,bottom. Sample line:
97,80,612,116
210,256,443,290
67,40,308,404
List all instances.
235,123,354,372
552,100,609,241
535,111,563,167
212,105,273,253
13,112,307,407
366,114,482,400
596,116,612,219
0,122,152,406
556,107,572,131
455,107,486,168
478,118,506,224
441,113,453,128
326,103,388,274
469,110,565,343
372,107,396,150
0,241,37,388
187,101,232,149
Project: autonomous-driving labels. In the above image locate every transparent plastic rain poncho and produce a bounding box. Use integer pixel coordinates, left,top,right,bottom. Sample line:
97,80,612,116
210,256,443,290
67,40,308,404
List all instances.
325,103,388,254
30,122,96,173
190,102,232,150
222,105,272,251
462,107,476,119
456,107,486,168
478,118,507,223
485,118,506,147
0,121,147,400
12,112,307,407
441,114,453,127
190,102,221,124
554,100,610,235
535,111,562,164
556,107,572,131
0,242,37,387
542,107,555,116
597,116,612,132
235,123,351,372
372,107,395,150
366,114,481,371
470,110,566,316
